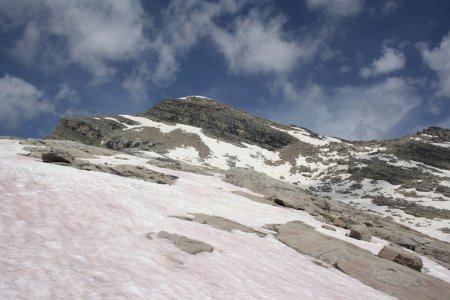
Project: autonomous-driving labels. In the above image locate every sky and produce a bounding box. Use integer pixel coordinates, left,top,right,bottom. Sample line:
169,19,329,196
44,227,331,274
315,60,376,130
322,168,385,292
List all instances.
0,0,449,141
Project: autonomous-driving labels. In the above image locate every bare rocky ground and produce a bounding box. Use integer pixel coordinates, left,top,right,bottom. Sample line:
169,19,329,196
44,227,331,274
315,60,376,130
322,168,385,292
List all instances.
224,167,450,269
270,221,450,300
20,139,178,185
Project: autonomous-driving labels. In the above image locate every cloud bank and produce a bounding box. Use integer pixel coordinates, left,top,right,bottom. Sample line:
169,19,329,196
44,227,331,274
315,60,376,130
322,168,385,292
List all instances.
0,74,54,129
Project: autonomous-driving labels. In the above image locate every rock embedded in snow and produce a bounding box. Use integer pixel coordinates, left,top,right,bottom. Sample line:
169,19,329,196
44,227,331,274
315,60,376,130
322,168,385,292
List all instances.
322,224,337,231
273,221,450,300
157,231,214,254
378,245,423,271
42,151,73,163
172,213,266,236
349,224,372,242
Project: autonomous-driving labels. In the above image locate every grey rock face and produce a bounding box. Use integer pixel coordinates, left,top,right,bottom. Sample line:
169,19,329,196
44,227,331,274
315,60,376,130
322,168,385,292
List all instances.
42,151,72,163
225,167,450,269
321,224,337,231
273,221,450,300
25,140,178,185
349,159,427,186
378,245,423,271
171,213,266,236
349,224,372,241
157,231,213,254
142,97,298,150
48,117,126,146
371,196,450,219
393,141,450,170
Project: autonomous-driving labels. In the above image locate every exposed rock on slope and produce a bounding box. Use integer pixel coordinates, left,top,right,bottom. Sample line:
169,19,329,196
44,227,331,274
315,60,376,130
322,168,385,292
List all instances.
224,167,450,269
156,231,214,254
142,96,298,150
272,221,450,300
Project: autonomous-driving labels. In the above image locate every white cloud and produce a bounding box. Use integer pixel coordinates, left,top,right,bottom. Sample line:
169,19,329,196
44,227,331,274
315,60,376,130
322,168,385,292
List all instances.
360,46,405,77
1,0,333,103
305,0,364,17
271,77,420,140
210,11,315,75
156,1,320,76
2,0,149,82
0,74,54,129
419,31,450,97
439,117,450,129
381,0,402,14
44,0,148,82
122,63,152,103
55,83,80,104
10,22,40,65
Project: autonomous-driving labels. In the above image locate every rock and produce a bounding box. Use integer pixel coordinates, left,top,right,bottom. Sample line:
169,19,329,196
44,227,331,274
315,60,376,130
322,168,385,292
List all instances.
378,245,423,271
42,151,72,163
393,141,450,170
142,97,298,150
157,231,213,254
171,213,266,236
273,221,450,300
223,167,450,269
322,224,336,231
349,224,372,241
105,164,178,184
371,195,450,220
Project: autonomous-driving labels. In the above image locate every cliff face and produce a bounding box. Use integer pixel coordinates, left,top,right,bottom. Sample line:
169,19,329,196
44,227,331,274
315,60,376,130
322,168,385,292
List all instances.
141,96,298,150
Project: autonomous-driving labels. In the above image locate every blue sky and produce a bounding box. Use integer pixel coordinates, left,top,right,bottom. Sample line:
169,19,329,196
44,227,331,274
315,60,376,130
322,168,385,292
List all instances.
0,0,449,140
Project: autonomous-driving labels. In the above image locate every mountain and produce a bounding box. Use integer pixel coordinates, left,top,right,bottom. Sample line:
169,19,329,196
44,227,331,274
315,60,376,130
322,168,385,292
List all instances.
2,96,450,299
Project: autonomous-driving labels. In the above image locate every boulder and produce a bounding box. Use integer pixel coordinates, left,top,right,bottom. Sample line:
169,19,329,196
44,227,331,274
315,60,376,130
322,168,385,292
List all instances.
349,224,372,241
157,231,213,255
41,151,72,163
322,224,337,231
378,245,423,271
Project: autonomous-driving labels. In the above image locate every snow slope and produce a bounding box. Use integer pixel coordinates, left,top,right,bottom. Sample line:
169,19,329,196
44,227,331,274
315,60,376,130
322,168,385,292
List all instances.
0,139,403,299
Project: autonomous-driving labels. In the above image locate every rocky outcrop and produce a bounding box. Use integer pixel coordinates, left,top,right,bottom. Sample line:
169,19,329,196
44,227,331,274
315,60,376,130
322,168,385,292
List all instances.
142,97,298,150
371,196,450,219
225,167,450,269
378,245,423,271
393,141,450,170
157,231,213,254
272,221,450,300
171,213,265,236
42,151,72,163
48,117,127,146
23,140,178,185
349,159,427,186
349,224,372,241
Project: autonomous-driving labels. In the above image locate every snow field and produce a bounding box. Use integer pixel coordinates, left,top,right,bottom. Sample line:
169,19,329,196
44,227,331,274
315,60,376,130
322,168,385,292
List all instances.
0,140,403,299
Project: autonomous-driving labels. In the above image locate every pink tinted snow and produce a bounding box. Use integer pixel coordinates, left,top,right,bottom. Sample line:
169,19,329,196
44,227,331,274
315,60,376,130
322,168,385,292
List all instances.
1,140,395,299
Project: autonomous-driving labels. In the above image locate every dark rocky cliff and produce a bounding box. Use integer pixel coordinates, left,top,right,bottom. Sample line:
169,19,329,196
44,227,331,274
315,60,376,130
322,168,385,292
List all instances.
49,96,299,151
141,97,298,150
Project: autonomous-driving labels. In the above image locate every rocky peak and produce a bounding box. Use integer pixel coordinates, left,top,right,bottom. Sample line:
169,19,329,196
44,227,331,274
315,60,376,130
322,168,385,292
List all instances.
140,96,298,150
418,126,450,142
